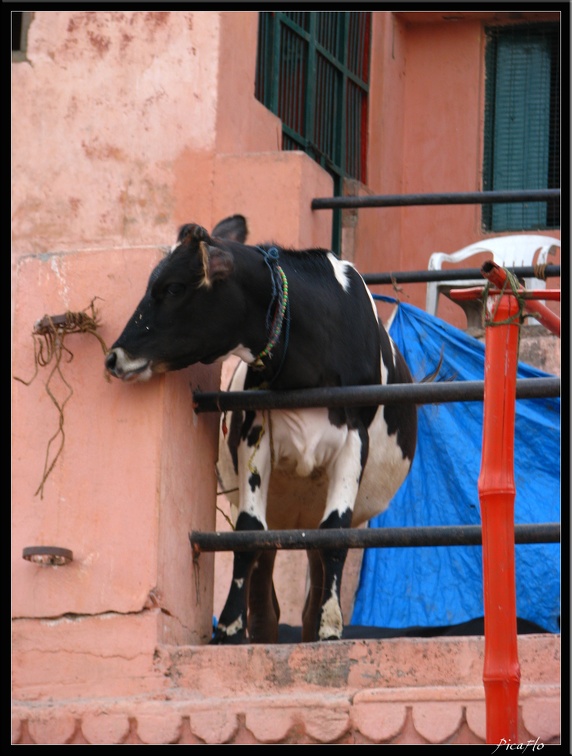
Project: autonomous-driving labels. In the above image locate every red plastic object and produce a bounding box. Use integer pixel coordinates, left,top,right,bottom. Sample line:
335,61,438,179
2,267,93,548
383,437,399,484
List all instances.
478,283,521,743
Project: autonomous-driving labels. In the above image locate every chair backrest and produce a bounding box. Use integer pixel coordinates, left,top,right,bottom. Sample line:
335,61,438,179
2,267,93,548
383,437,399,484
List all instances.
428,235,560,279
426,235,560,318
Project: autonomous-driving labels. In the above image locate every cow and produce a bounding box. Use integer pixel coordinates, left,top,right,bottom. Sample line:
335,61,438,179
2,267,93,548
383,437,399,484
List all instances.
105,215,417,644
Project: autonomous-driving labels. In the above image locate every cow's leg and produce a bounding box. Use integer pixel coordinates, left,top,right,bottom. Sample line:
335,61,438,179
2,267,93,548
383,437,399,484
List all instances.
211,413,271,645
315,512,351,640
314,429,363,641
301,550,324,641
247,548,280,643
210,515,263,645
301,523,351,642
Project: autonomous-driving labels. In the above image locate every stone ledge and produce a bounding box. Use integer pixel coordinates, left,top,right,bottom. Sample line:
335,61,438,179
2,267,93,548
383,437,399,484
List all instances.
12,684,560,745
12,634,561,744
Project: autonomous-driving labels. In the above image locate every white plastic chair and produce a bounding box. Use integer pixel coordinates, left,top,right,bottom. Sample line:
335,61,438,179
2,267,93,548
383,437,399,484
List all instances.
426,235,560,329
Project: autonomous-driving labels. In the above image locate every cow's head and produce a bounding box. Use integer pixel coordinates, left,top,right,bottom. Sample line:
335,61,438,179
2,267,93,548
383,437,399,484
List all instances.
105,215,248,381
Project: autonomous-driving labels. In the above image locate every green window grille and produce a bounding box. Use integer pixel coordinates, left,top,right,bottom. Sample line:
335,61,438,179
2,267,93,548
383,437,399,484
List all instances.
483,23,560,232
255,11,371,253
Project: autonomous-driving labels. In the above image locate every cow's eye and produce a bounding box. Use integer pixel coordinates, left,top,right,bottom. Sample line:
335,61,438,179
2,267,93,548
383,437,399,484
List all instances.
165,283,186,297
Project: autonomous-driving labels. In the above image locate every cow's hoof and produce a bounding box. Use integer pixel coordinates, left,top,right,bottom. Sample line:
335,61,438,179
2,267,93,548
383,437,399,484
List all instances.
210,630,246,645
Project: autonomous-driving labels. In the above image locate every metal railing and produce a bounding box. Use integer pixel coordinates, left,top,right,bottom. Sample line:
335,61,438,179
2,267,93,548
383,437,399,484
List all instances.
192,377,559,414
362,265,560,286
192,188,561,554
311,188,561,210
190,522,560,553
191,378,560,553
192,190,561,746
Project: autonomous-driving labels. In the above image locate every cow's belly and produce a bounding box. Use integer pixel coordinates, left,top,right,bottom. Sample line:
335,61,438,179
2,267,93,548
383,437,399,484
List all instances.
270,407,351,476
217,403,411,531
218,407,351,529
267,406,354,529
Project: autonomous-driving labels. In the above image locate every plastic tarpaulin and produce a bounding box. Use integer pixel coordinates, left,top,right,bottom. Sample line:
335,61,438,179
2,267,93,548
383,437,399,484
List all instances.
351,300,560,633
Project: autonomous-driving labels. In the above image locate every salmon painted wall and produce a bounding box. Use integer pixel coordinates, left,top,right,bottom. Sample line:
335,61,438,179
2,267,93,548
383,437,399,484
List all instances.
12,9,560,694
11,11,224,650
11,8,332,666
356,12,560,329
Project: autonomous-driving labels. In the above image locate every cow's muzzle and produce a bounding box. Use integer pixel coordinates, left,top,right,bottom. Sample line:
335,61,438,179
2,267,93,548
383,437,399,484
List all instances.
105,348,153,382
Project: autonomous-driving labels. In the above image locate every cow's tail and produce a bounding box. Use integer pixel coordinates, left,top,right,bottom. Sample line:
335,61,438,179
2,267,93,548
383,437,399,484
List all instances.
419,345,454,383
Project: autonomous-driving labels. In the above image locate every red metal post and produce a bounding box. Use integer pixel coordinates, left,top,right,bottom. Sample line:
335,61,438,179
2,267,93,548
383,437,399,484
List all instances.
478,284,521,744
481,261,561,337
450,287,560,336
450,286,561,302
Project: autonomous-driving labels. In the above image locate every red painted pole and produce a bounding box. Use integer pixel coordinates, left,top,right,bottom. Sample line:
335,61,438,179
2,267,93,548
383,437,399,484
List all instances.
478,282,521,744
450,286,561,302
481,261,561,337
450,283,560,337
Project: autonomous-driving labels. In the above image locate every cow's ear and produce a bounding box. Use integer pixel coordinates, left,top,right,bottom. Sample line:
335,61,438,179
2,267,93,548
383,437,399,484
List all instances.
211,215,248,243
178,223,210,245
199,242,234,287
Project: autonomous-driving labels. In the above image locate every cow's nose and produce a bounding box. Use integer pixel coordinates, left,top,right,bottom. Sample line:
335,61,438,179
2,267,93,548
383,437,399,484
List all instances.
105,350,117,373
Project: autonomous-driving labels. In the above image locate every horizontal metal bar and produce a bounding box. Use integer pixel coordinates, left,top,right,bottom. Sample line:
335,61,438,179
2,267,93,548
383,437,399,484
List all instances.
362,265,560,286
312,189,561,210
190,523,560,553
192,377,559,414
450,288,561,301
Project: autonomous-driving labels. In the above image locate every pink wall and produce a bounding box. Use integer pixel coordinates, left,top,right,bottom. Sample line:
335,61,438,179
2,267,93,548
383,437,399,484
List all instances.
11,12,218,254
12,11,332,644
12,10,560,744
356,12,560,328
12,246,222,645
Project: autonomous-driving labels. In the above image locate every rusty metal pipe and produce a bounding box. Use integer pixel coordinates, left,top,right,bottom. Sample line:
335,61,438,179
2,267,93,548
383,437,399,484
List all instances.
189,523,560,553
312,189,560,210
362,264,559,286
192,378,560,414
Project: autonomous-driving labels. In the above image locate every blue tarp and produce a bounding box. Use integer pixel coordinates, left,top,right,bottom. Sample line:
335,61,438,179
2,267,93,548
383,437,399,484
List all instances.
351,300,561,633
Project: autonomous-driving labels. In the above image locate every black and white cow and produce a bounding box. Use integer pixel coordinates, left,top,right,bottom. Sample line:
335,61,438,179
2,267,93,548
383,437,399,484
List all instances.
105,215,417,644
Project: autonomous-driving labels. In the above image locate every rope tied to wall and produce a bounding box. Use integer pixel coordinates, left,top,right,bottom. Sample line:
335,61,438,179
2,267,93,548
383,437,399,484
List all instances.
13,298,108,499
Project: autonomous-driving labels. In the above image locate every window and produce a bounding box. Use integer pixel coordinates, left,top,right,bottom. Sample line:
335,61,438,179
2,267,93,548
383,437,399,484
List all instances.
255,12,371,252
483,23,560,231
12,11,33,60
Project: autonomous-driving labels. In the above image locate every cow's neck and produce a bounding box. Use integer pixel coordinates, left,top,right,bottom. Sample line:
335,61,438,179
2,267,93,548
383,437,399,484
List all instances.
249,247,290,380
225,246,291,388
